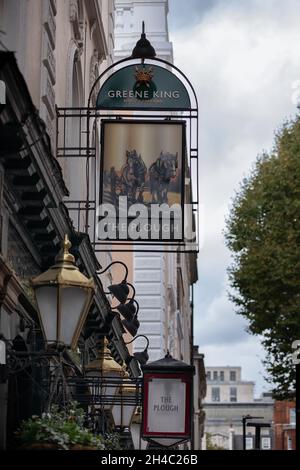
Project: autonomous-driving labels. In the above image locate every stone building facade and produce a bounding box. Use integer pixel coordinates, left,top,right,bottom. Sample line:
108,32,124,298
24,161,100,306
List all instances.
0,0,141,450
205,366,255,404
203,366,274,450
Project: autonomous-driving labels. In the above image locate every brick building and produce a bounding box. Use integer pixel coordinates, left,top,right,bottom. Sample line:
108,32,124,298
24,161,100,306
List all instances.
273,400,296,450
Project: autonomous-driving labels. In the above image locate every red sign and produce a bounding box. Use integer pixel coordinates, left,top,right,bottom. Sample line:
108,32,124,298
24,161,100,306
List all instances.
142,372,192,445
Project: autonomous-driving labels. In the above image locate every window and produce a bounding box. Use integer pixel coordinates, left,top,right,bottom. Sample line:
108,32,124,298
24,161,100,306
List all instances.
230,370,236,382
220,371,224,381
289,408,296,424
213,371,218,381
206,371,211,381
230,387,237,402
212,387,220,402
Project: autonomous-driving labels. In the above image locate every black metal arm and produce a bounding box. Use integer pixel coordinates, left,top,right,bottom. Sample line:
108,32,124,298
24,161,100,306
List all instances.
97,261,128,282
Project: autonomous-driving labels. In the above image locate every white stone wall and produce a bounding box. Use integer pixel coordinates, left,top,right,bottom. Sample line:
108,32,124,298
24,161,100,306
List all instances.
205,382,255,404
0,0,115,272
134,251,166,360
114,0,173,62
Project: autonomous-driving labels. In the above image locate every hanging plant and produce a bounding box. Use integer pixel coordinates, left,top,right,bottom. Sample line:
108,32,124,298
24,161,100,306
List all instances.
16,401,120,450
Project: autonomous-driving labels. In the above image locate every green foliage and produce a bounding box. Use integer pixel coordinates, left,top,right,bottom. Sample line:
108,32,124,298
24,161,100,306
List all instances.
225,116,300,399
16,401,121,450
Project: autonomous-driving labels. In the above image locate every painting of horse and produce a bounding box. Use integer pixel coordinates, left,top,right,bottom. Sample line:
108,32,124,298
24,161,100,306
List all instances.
120,149,147,204
148,152,178,204
101,121,184,212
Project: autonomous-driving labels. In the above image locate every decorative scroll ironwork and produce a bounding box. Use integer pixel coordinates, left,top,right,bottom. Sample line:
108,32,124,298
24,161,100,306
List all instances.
6,346,142,410
6,350,54,374
45,375,142,408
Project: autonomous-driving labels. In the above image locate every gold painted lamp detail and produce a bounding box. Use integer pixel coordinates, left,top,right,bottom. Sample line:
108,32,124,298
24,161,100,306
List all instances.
85,338,124,410
31,235,95,349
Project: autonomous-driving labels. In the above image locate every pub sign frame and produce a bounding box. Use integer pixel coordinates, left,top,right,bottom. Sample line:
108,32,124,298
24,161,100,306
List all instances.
99,119,186,242
55,55,199,253
141,353,194,447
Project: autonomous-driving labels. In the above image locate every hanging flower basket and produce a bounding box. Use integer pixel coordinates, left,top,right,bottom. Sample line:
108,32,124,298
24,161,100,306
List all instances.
15,402,106,450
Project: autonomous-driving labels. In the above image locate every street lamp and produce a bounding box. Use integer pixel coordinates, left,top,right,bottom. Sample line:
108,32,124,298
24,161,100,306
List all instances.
111,367,137,430
242,415,263,450
31,235,95,349
125,335,149,366
116,298,138,322
122,300,140,337
85,337,124,410
97,261,135,304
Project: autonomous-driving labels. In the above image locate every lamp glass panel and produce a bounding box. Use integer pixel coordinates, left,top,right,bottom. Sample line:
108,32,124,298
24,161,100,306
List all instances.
112,397,135,428
102,370,121,409
35,286,58,342
86,369,121,410
60,287,88,346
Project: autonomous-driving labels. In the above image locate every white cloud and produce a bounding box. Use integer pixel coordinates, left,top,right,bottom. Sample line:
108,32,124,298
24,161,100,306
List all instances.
194,283,248,346
169,0,300,394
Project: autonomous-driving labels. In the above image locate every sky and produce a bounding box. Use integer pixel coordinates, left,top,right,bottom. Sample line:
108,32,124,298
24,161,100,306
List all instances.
168,0,300,396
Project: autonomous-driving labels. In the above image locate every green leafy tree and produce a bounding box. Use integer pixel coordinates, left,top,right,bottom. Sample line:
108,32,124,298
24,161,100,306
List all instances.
225,116,300,399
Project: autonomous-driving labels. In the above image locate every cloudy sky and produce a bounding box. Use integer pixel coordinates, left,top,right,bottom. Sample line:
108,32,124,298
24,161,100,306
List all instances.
168,0,300,396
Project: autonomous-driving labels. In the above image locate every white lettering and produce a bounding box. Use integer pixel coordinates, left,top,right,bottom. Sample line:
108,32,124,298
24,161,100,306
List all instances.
106,89,181,100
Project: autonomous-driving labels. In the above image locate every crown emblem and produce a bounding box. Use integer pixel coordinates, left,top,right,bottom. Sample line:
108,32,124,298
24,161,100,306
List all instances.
134,66,154,83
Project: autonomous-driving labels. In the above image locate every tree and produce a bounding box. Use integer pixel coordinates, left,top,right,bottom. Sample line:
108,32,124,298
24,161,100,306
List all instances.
225,116,300,399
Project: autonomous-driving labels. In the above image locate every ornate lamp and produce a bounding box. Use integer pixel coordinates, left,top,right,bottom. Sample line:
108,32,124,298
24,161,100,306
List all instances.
31,235,95,349
85,338,124,410
111,367,137,430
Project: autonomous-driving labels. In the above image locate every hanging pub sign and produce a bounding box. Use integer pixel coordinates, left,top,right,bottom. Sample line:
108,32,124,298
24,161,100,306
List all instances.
141,352,194,447
96,63,191,111
98,120,185,242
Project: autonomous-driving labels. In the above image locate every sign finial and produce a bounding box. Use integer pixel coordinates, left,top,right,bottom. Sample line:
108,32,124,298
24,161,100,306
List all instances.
131,21,156,59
